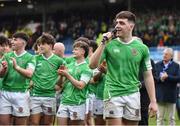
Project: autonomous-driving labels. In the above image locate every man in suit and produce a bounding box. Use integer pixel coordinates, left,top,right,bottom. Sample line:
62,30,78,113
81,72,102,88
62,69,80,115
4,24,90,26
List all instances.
155,47,180,126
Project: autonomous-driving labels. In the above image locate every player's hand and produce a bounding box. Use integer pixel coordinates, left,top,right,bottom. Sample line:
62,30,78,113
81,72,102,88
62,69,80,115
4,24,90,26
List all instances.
103,32,113,39
98,61,107,73
148,101,158,118
57,66,68,77
162,72,168,79
59,65,66,70
0,61,8,76
1,61,8,69
102,32,113,44
55,85,61,91
10,57,18,69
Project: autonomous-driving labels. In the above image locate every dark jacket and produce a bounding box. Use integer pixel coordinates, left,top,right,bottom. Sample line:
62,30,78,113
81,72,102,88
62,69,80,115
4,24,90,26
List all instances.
155,60,180,103
139,59,157,110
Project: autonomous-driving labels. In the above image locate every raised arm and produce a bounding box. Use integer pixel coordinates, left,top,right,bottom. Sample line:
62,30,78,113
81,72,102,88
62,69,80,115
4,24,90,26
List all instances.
89,32,112,69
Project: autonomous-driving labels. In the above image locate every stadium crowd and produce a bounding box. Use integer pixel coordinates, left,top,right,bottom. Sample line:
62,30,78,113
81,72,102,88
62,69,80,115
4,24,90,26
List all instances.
1,9,180,51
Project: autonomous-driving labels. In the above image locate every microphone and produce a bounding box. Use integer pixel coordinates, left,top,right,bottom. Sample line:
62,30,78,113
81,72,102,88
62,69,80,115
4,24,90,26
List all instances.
101,29,117,44
111,29,117,38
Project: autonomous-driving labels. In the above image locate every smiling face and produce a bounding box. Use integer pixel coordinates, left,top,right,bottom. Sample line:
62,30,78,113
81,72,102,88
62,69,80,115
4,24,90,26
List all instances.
72,41,89,59
39,43,52,55
11,37,25,51
72,47,85,59
114,18,134,39
113,11,136,40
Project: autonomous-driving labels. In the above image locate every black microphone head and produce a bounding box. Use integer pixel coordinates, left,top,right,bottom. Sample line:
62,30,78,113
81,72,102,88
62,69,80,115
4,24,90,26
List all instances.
111,29,117,38
112,29,117,34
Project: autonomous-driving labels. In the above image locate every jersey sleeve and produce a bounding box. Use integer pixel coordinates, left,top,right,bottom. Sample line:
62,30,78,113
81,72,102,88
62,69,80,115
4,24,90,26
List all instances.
27,56,36,71
80,69,92,84
141,45,152,71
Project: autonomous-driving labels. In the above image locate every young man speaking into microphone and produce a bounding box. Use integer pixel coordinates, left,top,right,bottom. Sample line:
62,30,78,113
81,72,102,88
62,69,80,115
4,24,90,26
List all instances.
89,11,157,125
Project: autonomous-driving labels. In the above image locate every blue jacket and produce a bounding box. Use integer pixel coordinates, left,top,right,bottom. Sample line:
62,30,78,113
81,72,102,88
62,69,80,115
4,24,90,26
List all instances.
155,60,180,103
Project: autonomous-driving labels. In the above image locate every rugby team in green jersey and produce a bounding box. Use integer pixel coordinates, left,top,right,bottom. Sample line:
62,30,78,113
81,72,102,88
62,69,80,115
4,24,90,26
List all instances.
0,10,158,126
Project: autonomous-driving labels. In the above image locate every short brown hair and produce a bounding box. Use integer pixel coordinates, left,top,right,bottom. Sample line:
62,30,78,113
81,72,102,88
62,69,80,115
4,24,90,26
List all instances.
74,37,90,45
89,40,98,52
36,33,55,46
73,41,89,58
115,11,136,23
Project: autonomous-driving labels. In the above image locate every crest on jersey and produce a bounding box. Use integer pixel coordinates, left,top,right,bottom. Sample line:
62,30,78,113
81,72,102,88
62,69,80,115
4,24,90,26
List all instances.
131,48,138,56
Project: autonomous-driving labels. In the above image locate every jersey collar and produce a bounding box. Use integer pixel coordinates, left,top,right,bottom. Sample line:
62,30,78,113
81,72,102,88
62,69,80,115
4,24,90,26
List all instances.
75,60,86,66
117,37,134,44
14,51,27,57
42,53,54,60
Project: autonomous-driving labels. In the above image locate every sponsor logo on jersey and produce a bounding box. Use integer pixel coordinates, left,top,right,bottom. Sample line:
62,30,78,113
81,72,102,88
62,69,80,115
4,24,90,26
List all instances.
113,48,120,53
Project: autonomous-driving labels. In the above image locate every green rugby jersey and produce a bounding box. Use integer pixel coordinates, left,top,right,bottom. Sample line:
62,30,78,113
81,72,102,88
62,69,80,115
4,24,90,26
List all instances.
2,51,35,92
64,56,95,96
31,54,65,97
95,74,106,100
61,61,92,105
65,56,89,64
101,38,152,100
64,56,75,65
88,68,99,95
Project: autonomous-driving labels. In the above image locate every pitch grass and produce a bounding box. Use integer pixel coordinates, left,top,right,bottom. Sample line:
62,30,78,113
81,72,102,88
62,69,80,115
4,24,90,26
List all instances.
149,111,180,125
54,111,180,125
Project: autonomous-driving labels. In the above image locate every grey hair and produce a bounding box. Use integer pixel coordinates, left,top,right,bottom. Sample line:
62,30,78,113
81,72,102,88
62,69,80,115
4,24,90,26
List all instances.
163,47,174,57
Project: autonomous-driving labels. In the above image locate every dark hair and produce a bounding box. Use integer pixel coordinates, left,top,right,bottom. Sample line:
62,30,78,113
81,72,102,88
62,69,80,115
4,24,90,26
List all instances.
12,32,29,42
115,11,136,23
36,33,55,46
0,35,9,46
73,41,89,58
89,40,98,52
74,37,90,45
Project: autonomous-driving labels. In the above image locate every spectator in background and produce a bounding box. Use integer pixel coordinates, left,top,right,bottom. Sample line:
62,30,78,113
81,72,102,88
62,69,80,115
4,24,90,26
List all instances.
29,25,42,50
155,48,180,126
176,83,180,120
53,42,65,58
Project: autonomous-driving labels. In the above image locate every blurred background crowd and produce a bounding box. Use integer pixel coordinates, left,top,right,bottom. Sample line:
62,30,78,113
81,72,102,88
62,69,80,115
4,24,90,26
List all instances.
0,0,180,54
